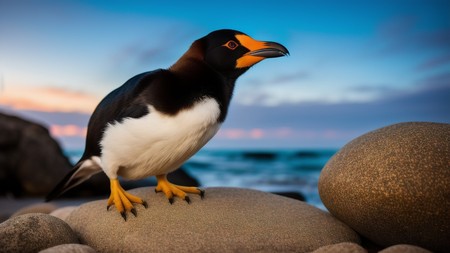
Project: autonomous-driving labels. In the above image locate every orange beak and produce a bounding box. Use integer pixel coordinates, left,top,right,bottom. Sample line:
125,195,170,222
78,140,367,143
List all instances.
235,34,289,68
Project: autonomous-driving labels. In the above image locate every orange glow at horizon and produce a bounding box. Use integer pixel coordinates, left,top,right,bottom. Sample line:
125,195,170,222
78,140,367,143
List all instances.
0,85,99,113
50,124,87,138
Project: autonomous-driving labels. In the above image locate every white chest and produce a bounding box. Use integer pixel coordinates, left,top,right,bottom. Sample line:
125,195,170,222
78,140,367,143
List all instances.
100,98,221,179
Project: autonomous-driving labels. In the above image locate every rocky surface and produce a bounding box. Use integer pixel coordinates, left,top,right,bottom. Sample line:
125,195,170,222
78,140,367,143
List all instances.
311,242,367,253
66,187,360,253
39,243,97,253
378,244,433,253
0,112,111,197
0,213,79,253
319,122,450,252
11,202,58,217
50,206,78,221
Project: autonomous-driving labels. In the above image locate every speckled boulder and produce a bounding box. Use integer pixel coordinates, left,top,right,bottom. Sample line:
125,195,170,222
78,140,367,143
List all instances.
319,122,450,252
39,244,97,253
11,203,58,217
66,187,360,253
311,242,367,253
0,213,78,253
50,206,78,221
379,244,433,253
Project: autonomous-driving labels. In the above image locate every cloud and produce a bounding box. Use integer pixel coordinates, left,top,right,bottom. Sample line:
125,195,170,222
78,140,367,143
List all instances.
50,124,87,137
2,71,448,149
0,85,99,113
416,53,450,71
377,16,450,56
110,27,199,70
222,72,450,141
377,16,417,39
418,29,450,50
244,70,310,87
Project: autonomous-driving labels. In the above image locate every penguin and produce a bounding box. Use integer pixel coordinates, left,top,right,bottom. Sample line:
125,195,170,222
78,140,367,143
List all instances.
46,29,289,220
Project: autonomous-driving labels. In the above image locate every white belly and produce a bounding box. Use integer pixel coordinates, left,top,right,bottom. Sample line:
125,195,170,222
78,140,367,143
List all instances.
100,98,221,179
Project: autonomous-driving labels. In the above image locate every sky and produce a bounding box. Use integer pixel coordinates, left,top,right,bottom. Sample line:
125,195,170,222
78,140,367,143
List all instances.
0,0,449,149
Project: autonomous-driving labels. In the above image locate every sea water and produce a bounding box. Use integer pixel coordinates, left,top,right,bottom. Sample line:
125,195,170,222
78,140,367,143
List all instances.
64,149,336,210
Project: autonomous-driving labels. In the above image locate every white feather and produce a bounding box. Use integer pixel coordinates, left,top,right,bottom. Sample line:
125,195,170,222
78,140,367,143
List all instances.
100,98,221,179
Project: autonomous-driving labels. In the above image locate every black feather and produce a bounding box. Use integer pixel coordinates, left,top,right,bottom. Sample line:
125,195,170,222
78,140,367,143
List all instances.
46,161,102,201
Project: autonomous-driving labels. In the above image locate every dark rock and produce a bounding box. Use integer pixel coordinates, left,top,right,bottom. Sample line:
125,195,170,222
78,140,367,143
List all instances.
242,151,277,160
319,122,450,252
39,244,97,253
0,113,73,197
0,112,110,198
294,150,321,158
273,191,306,201
168,167,200,186
0,213,78,253
66,187,360,253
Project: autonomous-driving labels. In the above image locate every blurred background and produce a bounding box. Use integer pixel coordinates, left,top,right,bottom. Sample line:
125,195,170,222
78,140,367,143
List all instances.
1,0,449,208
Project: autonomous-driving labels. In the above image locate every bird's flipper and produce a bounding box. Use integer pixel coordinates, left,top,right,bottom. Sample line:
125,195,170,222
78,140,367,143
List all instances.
46,156,103,201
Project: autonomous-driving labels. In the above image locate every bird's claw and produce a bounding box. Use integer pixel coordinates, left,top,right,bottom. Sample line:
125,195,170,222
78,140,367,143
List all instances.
120,212,127,221
199,189,205,199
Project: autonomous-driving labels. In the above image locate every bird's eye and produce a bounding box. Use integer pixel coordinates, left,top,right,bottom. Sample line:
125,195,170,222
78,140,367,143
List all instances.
225,40,238,50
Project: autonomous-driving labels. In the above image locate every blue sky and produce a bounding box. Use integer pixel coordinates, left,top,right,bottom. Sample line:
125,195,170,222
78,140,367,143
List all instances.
0,0,449,149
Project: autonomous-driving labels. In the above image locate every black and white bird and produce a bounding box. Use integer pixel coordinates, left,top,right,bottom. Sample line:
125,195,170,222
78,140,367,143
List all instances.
46,29,289,220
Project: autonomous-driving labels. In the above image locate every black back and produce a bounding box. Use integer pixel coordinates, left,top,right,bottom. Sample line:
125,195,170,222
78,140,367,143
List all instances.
80,61,235,162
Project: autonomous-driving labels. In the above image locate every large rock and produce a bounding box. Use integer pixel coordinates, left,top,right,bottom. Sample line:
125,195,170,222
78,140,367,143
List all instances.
50,206,79,221
0,213,79,253
311,242,367,253
319,122,450,252
66,187,360,253
39,244,97,253
0,112,111,197
11,203,58,217
379,244,433,253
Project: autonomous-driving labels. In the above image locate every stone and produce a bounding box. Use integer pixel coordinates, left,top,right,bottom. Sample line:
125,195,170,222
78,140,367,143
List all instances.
66,187,360,253
0,112,109,197
50,206,79,221
11,203,58,217
39,244,97,253
311,242,367,253
379,244,433,253
318,122,450,252
0,213,78,253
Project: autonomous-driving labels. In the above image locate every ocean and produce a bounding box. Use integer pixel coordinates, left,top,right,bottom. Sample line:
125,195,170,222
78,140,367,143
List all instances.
65,149,337,210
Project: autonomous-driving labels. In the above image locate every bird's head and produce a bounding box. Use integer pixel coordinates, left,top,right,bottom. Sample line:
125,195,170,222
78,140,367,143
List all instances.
171,29,289,79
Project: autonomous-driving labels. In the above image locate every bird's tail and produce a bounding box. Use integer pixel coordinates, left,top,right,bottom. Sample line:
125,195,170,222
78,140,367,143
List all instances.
46,156,103,202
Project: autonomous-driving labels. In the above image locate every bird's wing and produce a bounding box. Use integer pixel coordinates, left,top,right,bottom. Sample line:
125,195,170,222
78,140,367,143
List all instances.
82,69,164,160
45,157,102,201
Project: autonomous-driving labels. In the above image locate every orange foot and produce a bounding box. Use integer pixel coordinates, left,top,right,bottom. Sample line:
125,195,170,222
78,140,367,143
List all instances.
107,179,148,221
155,174,205,204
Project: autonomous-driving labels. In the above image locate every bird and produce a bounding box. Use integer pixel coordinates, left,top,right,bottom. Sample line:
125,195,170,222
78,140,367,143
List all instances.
46,29,289,220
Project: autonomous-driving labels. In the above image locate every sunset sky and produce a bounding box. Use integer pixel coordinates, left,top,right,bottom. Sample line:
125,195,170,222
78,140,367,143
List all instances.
1,0,449,149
